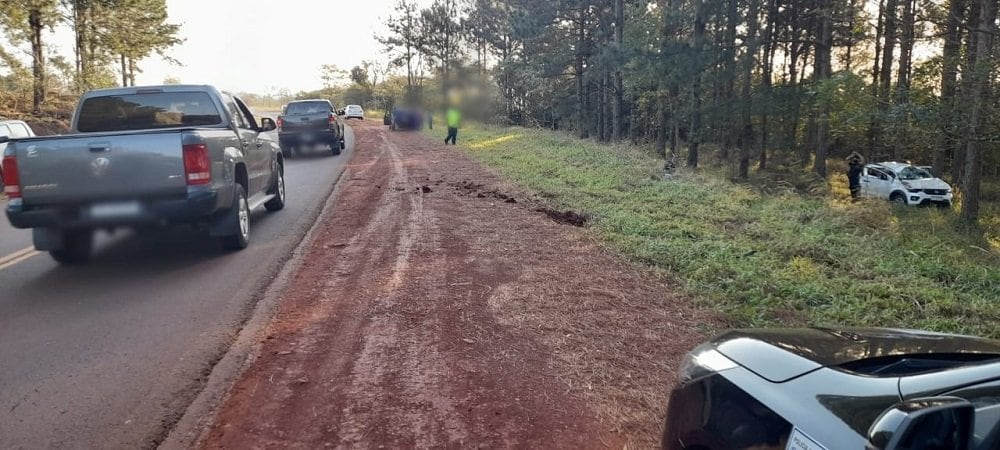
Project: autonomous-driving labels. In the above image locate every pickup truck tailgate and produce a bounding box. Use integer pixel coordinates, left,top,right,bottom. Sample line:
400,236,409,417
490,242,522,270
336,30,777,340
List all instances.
281,113,333,132
16,131,188,205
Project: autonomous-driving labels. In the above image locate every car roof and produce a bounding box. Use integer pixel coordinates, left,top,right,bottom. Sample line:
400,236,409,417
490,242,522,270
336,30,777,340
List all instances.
714,327,1000,374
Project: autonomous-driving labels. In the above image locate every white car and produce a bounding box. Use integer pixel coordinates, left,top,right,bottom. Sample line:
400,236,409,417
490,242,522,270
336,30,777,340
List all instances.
860,161,953,207
0,119,36,185
344,105,364,120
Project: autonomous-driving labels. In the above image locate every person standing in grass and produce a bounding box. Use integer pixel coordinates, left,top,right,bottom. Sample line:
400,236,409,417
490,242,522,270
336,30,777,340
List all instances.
846,152,866,201
445,106,461,145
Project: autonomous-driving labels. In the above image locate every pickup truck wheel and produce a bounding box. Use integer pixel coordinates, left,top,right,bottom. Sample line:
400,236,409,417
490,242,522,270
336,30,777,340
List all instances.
890,193,907,205
340,138,346,150
49,229,94,265
220,185,250,251
330,141,341,156
265,167,286,212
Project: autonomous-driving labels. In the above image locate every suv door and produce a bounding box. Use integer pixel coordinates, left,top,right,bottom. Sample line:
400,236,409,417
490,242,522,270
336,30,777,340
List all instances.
862,167,893,199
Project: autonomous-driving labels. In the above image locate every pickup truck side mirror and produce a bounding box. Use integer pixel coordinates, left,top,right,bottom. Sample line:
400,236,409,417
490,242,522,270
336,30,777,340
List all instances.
259,117,277,132
0,136,9,144
338,110,345,116
866,396,974,450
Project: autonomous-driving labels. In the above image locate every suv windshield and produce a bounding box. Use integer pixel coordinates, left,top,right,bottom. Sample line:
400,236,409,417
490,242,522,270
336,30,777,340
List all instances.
77,92,223,132
286,101,332,115
898,166,933,181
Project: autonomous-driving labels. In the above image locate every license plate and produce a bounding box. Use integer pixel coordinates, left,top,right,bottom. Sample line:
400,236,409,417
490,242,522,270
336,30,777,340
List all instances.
90,201,142,219
786,428,827,450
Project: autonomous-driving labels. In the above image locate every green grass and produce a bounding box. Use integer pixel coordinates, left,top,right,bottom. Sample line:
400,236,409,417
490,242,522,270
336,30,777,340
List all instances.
431,125,1000,338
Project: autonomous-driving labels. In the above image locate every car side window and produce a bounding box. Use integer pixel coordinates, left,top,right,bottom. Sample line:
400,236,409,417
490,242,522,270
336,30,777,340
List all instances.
0,124,10,138
222,95,248,130
700,376,792,448
234,97,259,130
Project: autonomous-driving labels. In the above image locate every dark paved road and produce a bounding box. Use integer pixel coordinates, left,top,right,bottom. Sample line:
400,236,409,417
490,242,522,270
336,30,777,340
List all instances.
0,126,354,448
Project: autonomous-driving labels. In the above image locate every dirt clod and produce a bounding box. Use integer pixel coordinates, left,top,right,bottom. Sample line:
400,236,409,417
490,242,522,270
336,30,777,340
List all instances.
421,185,432,193
536,208,589,227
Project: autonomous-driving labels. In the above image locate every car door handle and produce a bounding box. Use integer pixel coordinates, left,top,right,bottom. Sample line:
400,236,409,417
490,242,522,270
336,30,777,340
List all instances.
241,141,249,149
256,142,263,148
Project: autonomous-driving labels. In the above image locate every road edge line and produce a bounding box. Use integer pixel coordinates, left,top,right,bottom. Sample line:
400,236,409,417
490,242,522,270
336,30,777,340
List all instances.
158,126,357,450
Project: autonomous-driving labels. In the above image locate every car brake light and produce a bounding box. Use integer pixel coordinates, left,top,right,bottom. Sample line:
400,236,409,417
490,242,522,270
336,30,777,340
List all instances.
329,114,336,125
182,144,211,185
277,117,284,129
2,155,20,198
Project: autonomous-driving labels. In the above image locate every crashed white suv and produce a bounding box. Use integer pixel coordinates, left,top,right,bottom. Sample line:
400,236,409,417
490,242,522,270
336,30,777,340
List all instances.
860,162,953,207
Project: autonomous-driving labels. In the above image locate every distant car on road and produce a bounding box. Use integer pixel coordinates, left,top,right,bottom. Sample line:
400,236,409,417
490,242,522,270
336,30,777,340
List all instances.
344,104,365,120
277,99,344,158
662,327,1000,450
860,162,954,207
3,85,286,263
0,119,35,185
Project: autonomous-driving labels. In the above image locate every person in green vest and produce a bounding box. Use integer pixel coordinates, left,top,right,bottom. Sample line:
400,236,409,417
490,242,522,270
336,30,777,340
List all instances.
445,106,461,145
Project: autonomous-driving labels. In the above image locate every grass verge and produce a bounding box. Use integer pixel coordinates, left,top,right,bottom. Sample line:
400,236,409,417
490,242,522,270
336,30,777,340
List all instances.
431,125,1000,339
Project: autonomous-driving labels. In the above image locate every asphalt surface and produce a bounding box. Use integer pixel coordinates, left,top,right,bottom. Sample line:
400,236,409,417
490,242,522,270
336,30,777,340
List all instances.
0,126,355,448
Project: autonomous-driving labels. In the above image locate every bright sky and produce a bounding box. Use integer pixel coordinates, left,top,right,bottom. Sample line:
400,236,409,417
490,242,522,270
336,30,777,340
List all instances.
44,0,433,94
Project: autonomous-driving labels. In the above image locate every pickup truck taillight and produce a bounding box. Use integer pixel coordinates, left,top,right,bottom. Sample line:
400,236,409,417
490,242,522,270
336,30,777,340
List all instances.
328,114,336,127
276,117,284,130
2,155,20,198
182,144,211,185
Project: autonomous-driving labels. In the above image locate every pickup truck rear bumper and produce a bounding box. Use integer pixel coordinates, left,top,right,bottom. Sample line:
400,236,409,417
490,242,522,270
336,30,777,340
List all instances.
279,130,340,146
5,190,220,229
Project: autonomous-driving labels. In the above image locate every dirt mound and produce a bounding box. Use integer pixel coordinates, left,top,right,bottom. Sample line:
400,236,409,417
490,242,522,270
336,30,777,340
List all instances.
537,208,588,227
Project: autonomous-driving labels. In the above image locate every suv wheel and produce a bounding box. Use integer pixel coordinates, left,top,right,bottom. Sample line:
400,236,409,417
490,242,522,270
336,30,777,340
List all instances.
264,166,286,212
890,193,907,205
220,185,250,250
50,229,94,265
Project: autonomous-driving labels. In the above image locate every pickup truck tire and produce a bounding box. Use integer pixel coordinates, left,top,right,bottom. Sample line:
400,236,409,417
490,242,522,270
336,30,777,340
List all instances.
329,140,341,156
49,229,94,265
890,192,907,205
220,185,250,251
264,167,286,212
340,138,346,150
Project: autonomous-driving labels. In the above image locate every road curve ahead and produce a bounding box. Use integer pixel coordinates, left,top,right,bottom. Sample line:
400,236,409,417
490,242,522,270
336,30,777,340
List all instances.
0,127,354,448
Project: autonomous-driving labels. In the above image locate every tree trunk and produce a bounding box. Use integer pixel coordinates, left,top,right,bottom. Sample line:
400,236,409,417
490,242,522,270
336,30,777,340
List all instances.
879,0,899,159
720,0,739,160
813,4,833,178
954,2,980,184
759,0,777,170
688,0,706,168
934,0,966,177
29,8,46,114
612,0,624,142
961,0,997,221
738,0,759,179
868,0,885,151
655,92,667,158
576,5,589,139
121,54,128,87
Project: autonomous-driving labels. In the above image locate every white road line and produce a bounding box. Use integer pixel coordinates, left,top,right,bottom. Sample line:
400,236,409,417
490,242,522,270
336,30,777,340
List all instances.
0,249,40,271
0,246,36,266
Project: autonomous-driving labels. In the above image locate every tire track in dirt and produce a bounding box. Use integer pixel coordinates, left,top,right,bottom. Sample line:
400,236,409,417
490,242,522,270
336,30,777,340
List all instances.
202,121,631,449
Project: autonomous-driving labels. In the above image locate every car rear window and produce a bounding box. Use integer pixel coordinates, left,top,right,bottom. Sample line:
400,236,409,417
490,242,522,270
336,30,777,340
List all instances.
286,102,332,115
77,92,223,132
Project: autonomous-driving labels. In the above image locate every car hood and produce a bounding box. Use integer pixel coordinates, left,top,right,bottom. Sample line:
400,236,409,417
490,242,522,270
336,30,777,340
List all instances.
712,327,1000,383
902,178,950,190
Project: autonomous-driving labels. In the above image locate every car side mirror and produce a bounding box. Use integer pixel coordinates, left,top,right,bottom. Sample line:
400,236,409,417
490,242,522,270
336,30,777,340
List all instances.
338,110,345,116
259,117,277,132
866,396,974,450
0,136,8,144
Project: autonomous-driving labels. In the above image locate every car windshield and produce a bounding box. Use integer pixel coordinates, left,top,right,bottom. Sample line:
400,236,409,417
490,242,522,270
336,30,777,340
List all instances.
898,166,933,181
77,92,223,132
286,101,331,115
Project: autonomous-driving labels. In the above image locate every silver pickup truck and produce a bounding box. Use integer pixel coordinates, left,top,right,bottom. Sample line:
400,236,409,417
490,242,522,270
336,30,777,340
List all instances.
2,85,286,264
